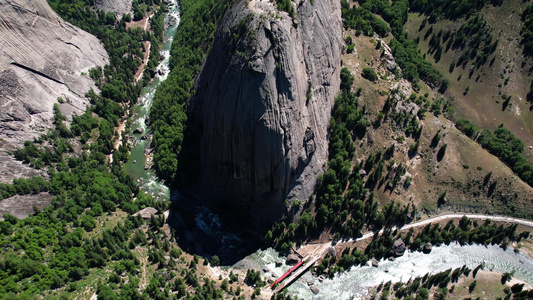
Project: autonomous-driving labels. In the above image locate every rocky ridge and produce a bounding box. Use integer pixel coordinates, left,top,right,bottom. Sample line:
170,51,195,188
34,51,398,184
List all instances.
0,0,108,183
186,0,342,229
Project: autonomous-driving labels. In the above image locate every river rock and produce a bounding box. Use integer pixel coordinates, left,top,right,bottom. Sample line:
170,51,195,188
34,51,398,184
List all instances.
133,127,144,134
391,238,406,257
0,0,108,185
286,254,300,265
310,286,320,294
423,242,433,254
185,0,342,231
371,258,379,267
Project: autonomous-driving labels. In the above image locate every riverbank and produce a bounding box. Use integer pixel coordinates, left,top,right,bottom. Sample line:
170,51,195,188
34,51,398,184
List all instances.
284,242,533,299
122,0,180,200
259,213,533,298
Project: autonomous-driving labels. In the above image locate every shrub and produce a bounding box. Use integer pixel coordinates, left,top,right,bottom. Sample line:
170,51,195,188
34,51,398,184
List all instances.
362,68,378,82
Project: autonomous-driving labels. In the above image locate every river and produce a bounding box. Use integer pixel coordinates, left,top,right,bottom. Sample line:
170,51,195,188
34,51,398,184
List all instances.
122,2,533,298
246,243,533,299
123,0,180,201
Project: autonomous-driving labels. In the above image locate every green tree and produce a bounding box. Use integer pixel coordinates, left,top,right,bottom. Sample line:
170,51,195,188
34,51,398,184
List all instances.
362,68,378,82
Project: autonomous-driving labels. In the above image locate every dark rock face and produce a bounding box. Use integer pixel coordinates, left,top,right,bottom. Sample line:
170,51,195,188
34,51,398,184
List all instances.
186,0,342,230
391,239,406,257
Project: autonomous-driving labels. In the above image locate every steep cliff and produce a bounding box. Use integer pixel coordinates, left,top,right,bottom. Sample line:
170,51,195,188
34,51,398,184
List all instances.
0,0,108,183
186,0,342,229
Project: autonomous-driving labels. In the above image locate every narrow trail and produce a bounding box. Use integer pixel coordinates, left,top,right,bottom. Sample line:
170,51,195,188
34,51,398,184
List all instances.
136,248,148,290
113,115,127,151
134,41,151,83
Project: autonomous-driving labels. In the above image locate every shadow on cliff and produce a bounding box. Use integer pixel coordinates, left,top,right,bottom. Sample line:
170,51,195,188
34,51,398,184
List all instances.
166,188,265,266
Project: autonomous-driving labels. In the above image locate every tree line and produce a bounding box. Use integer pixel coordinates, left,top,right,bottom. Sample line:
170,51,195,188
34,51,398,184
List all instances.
456,119,533,188
149,0,228,182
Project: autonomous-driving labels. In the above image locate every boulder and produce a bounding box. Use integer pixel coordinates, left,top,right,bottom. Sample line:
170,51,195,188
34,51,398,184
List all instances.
133,207,157,219
423,242,433,254
394,101,420,117
133,127,144,134
286,254,300,265
95,0,132,14
275,261,282,267
310,286,320,294
391,238,406,257
371,258,379,267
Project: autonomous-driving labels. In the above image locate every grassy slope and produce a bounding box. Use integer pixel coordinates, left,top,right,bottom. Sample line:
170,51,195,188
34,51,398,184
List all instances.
342,21,533,221
403,0,533,163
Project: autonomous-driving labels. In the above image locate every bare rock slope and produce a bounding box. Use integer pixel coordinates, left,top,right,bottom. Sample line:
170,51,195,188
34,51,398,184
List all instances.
95,0,132,15
0,0,108,183
187,0,342,229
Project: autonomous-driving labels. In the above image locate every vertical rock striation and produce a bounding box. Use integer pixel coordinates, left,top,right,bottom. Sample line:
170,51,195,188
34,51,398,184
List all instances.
186,0,342,229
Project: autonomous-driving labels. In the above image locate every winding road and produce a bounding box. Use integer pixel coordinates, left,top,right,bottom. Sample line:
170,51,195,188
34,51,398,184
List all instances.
300,213,533,257
343,213,533,245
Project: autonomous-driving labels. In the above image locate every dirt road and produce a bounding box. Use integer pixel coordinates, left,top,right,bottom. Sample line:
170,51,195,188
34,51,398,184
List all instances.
303,213,533,250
